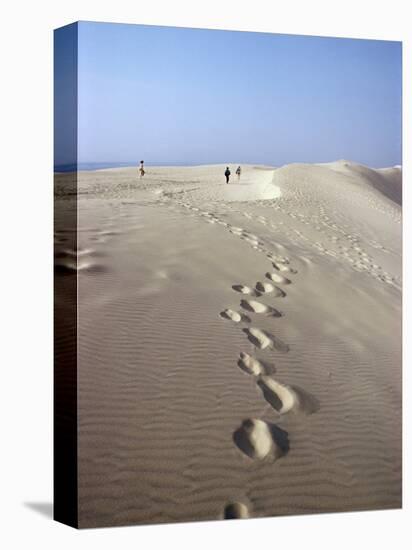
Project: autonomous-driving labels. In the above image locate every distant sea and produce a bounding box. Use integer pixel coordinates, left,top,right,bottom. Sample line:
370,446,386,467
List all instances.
54,161,205,173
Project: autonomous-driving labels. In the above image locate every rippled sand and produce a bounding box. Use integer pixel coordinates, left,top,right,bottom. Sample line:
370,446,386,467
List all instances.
55,162,402,528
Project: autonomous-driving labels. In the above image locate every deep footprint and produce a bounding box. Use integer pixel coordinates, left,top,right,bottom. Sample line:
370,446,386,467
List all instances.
267,253,289,264
229,227,244,235
256,376,319,415
232,284,260,296
272,262,297,274
243,327,289,353
223,502,250,520
266,272,292,285
219,309,251,323
240,299,282,317
255,282,286,297
238,352,265,376
233,419,289,460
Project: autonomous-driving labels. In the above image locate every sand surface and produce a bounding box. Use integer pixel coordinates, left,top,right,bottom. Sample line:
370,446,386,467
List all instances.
55,162,402,527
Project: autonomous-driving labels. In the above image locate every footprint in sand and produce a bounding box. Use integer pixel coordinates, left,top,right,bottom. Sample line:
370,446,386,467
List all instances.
255,281,286,297
272,262,298,274
267,253,289,264
229,226,244,235
233,419,289,461
232,284,260,296
238,352,265,376
242,236,261,248
223,502,249,520
237,352,274,376
240,299,282,318
266,272,292,285
243,327,289,353
201,212,218,224
241,232,258,241
256,376,319,416
219,309,251,323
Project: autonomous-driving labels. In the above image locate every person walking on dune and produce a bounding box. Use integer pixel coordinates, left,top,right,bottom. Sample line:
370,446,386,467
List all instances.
225,166,231,184
236,166,241,180
139,160,145,178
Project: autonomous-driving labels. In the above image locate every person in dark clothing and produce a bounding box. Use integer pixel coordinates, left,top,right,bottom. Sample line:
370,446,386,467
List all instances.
225,166,231,184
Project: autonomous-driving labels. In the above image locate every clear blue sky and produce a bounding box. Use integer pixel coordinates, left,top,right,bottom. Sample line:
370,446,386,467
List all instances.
69,21,401,167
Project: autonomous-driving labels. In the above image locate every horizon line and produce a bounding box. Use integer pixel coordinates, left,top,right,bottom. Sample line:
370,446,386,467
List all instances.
54,159,402,173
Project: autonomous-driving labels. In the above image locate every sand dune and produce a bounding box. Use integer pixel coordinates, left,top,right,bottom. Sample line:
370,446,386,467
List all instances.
54,161,401,527
320,160,402,205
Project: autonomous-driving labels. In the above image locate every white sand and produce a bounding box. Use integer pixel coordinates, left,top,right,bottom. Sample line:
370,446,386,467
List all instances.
55,161,401,527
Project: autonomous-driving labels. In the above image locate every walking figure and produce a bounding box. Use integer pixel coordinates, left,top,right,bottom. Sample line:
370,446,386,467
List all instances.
139,160,145,178
236,166,241,180
224,166,231,184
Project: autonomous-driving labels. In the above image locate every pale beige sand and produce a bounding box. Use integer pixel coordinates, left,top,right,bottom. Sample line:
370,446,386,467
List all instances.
55,161,401,527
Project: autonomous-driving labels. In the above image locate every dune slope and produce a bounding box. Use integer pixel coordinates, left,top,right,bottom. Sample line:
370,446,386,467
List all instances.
55,162,402,527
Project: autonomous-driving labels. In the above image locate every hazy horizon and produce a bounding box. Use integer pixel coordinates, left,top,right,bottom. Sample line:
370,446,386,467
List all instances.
54,158,402,173
55,22,402,169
